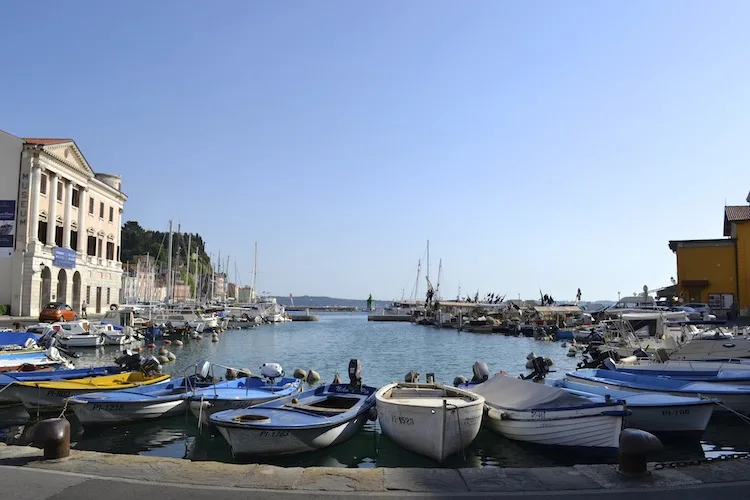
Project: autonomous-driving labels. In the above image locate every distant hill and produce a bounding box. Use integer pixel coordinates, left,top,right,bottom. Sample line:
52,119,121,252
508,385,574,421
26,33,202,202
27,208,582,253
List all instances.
273,295,392,310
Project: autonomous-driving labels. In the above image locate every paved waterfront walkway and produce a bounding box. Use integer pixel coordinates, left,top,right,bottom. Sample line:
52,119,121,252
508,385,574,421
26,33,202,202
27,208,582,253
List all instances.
1,444,749,499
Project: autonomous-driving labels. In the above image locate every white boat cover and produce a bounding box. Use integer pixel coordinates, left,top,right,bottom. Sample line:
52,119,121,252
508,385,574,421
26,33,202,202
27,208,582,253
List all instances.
471,375,594,411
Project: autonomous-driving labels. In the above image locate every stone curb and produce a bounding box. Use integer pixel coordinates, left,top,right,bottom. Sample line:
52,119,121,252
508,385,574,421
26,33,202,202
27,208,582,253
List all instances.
1,444,749,494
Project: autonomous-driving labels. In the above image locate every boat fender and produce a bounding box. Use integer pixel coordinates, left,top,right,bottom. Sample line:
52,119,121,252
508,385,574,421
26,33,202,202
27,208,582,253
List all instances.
293,368,307,380
158,355,169,364
306,370,320,385
173,340,183,346
472,362,490,383
404,371,419,383
167,352,176,361
453,376,468,387
158,347,168,356
147,343,156,349
211,335,219,343
163,340,172,345
260,363,284,379
368,407,378,421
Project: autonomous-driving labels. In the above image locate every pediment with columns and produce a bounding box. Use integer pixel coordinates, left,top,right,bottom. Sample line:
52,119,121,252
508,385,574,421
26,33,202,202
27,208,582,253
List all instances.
41,142,95,178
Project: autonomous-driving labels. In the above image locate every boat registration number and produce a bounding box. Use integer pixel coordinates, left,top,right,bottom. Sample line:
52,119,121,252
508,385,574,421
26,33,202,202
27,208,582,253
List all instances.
46,390,72,398
92,403,125,412
531,411,546,419
391,416,414,425
259,431,289,437
662,408,690,416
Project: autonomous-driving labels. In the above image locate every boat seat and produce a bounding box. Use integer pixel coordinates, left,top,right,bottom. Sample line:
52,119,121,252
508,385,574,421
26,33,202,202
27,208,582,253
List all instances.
285,403,350,415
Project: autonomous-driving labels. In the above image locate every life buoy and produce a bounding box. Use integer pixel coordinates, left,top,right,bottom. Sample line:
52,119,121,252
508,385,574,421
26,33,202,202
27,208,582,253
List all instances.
110,304,119,311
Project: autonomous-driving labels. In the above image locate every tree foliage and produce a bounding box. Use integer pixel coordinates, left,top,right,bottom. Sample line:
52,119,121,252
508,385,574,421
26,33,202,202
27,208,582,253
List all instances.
121,221,212,270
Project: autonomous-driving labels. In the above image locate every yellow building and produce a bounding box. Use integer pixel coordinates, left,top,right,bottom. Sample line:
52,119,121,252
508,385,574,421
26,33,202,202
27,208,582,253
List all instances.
669,205,750,315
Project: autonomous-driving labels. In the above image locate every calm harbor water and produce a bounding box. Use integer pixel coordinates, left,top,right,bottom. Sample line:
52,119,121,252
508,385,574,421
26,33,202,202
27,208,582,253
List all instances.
4,312,750,467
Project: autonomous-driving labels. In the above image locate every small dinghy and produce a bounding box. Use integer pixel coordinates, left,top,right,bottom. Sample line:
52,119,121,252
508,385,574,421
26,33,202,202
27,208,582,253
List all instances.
188,362,301,426
211,359,376,458
376,380,484,462
568,369,750,414
0,346,72,372
551,378,714,435
607,358,750,384
469,374,627,449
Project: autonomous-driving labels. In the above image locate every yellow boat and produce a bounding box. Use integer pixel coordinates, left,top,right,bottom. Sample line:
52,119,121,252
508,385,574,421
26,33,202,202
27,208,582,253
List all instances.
12,372,171,410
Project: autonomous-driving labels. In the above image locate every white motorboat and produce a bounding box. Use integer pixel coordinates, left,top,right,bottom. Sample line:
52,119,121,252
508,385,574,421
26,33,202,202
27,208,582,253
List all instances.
375,382,484,462
568,369,750,414
44,321,105,348
468,375,626,449
551,378,714,435
90,323,137,345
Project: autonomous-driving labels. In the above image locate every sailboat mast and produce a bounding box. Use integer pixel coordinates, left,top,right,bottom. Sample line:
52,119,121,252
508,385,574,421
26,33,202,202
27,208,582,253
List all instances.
186,233,192,301
252,242,258,302
426,240,430,284
436,258,442,300
166,220,173,304
414,259,421,301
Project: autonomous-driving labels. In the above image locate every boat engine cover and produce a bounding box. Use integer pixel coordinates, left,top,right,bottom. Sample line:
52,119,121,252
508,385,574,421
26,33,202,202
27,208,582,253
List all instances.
472,361,490,383
260,363,283,379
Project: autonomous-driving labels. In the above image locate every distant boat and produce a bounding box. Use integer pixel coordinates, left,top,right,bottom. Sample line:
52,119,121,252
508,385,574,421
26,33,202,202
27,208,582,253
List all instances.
211,383,377,457
376,382,484,462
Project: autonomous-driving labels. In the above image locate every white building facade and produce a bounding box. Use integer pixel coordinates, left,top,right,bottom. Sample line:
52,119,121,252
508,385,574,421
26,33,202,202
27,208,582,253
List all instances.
0,130,127,316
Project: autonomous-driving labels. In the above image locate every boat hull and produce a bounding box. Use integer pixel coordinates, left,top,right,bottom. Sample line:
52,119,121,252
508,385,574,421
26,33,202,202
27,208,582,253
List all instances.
376,387,484,462
626,403,714,434
216,410,370,457
71,398,185,425
483,405,624,448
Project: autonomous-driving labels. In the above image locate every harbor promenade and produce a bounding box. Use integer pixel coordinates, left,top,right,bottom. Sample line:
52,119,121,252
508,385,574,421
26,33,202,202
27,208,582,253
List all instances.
0,444,748,499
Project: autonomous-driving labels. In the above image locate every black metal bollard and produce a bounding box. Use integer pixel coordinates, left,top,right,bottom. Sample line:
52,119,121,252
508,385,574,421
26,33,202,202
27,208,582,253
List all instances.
31,418,70,459
618,428,663,477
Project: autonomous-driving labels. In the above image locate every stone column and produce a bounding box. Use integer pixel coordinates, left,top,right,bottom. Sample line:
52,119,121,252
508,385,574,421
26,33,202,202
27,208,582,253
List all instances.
77,188,87,254
46,172,58,246
62,180,72,248
28,164,41,243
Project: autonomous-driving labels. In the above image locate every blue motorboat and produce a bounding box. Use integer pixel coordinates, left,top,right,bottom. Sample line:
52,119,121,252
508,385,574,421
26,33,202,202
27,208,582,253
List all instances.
551,378,714,435
69,375,214,426
0,332,40,349
187,363,302,426
603,359,750,384
568,369,750,414
210,360,376,457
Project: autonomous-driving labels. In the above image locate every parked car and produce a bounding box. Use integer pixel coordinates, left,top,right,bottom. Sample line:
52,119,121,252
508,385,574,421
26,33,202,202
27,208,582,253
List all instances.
39,302,77,322
683,303,711,315
670,306,701,321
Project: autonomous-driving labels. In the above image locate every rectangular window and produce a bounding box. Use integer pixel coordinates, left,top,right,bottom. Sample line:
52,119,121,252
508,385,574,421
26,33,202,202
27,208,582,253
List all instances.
55,226,63,247
106,288,111,305
117,245,120,262
40,174,47,195
87,235,97,256
89,197,94,215
86,286,91,304
99,202,104,219
109,206,114,222
57,181,63,201
38,221,47,244
70,231,78,251
97,238,103,258
72,189,80,208
106,241,114,260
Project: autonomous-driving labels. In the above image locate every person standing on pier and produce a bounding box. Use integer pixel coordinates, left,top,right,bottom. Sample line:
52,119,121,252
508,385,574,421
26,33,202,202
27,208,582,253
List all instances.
81,300,88,319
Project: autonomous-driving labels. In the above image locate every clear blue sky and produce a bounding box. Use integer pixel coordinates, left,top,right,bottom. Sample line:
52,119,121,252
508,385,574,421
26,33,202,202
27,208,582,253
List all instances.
2,1,749,301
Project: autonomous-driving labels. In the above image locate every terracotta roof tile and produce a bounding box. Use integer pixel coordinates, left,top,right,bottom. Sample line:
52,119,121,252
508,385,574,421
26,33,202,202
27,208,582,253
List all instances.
725,206,750,222
22,138,72,145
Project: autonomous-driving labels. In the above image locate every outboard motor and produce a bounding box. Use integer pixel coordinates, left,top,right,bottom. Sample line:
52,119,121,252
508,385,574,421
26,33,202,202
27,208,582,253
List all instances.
115,349,142,371
348,359,362,391
140,355,162,375
471,362,490,383
260,363,284,384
